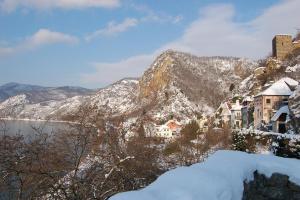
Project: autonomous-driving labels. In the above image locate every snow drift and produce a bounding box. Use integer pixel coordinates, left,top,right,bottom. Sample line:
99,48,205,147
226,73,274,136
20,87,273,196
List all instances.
110,150,300,200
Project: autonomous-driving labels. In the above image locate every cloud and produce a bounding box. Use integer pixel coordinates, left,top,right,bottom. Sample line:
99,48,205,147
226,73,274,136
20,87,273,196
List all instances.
172,15,183,24
85,18,138,41
161,4,264,58
0,47,14,55
131,3,183,24
81,0,300,86
0,29,79,55
81,54,154,85
85,3,184,42
0,0,120,12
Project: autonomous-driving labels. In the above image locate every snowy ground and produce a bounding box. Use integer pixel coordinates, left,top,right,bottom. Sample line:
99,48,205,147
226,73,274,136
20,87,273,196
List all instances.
110,150,300,200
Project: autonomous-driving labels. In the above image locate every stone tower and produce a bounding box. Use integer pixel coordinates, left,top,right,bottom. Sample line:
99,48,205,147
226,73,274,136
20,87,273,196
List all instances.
272,35,293,60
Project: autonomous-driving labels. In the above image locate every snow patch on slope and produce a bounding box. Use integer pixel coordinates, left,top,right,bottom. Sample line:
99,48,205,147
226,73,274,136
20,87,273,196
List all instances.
0,94,29,117
90,79,139,115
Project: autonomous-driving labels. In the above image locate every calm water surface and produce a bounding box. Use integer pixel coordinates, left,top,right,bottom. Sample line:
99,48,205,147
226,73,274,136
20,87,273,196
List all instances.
0,120,71,137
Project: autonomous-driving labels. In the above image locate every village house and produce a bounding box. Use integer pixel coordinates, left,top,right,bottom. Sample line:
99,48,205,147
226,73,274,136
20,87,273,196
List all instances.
231,100,242,129
197,115,209,132
155,125,173,138
253,77,298,130
241,96,254,128
270,105,290,133
216,101,232,127
155,119,182,138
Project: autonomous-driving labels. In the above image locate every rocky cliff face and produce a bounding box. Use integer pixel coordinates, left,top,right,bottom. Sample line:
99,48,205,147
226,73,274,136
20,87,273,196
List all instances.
139,52,173,99
139,50,257,114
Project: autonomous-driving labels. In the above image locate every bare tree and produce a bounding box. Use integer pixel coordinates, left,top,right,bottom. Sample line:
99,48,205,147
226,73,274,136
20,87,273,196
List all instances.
0,104,164,200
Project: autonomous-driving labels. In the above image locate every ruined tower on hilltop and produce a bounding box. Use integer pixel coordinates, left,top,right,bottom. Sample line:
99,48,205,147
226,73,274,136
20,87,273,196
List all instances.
272,34,300,60
272,35,293,60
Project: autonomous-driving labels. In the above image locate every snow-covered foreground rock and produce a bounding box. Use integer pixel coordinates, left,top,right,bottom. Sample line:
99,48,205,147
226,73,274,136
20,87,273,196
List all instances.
110,150,300,200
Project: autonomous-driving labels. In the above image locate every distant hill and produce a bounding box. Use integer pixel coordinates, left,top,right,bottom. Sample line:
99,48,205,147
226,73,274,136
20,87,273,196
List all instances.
0,82,94,103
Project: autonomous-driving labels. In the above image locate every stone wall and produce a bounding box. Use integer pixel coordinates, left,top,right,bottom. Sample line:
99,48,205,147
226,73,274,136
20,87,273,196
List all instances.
243,171,300,200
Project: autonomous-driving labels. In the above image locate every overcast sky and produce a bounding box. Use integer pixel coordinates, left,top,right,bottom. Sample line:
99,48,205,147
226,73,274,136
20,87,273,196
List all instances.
0,0,300,88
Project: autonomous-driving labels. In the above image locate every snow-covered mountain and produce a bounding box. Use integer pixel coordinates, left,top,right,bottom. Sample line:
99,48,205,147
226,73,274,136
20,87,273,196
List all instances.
0,82,93,104
0,50,258,126
0,79,140,120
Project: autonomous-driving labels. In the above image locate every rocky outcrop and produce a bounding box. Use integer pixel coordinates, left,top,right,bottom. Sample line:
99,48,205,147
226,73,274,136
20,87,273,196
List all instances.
238,49,300,97
139,51,173,99
243,171,300,200
139,50,257,108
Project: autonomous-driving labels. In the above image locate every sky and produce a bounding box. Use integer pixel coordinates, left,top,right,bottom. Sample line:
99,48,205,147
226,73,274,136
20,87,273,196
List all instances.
0,0,300,89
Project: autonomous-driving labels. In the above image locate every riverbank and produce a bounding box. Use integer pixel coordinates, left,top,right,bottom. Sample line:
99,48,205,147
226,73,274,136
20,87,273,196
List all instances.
0,117,79,124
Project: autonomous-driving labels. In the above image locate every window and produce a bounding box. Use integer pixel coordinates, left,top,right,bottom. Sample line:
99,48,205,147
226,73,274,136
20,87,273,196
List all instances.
266,99,271,104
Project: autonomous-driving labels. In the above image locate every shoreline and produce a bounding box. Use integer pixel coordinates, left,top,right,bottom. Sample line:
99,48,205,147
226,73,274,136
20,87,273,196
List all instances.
0,117,79,124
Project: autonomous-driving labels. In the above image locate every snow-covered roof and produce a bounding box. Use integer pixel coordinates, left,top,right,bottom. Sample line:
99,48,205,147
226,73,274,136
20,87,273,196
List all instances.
255,77,298,97
271,105,290,122
242,96,253,103
166,119,182,126
219,102,231,116
281,77,299,86
110,150,300,200
231,100,242,111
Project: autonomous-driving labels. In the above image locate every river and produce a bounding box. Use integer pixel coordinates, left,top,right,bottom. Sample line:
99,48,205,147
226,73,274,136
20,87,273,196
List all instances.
0,119,72,138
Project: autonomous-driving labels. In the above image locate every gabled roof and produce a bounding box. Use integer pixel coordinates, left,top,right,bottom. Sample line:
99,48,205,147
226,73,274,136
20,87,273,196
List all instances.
219,102,231,116
242,96,253,103
166,119,181,126
255,77,298,97
166,120,182,131
271,105,290,122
